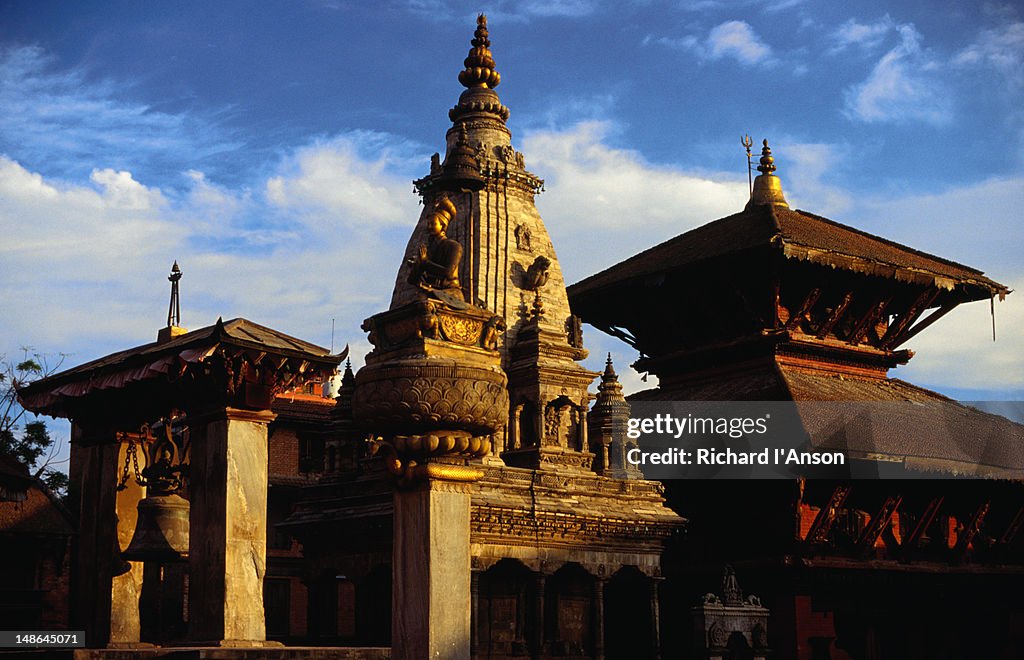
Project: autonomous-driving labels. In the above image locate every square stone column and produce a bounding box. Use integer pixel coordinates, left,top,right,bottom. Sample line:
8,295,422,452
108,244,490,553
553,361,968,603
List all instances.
69,425,145,648
186,407,277,646
392,475,474,660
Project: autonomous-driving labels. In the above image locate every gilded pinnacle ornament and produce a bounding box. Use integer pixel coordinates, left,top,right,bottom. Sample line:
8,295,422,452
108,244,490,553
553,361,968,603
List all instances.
458,15,501,89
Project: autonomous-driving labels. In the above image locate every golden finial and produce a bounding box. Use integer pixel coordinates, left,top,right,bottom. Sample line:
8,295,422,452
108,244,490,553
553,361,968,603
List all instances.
745,139,789,210
757,139,777,176
458,14,501,89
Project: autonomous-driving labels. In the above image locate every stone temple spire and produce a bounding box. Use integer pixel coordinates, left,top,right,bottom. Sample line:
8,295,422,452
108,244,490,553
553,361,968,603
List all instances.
390,15,599,469
745,139,789,210
588,355,642,479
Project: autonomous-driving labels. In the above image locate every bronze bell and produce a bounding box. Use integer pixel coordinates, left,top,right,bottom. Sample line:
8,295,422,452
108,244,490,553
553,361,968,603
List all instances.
122,493,190,563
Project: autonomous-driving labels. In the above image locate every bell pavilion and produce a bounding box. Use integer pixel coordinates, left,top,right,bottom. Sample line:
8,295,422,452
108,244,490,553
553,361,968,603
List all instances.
14,13,1024,660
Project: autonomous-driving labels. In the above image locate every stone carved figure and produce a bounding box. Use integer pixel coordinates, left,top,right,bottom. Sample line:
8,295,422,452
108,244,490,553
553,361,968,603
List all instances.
514,150,525,169
702,593,722,605
408,196,466,306
499,144,515,163
430,152,441,174
481,316,506,350
514,223,532,251
521,255,551,291
566,314,583,348
417,301,440,340
723,564,743,606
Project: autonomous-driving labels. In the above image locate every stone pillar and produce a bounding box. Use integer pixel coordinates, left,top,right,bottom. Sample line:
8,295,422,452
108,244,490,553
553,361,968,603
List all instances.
593,577,605,660
392,475,473,660
649,577,662,659
186,407,276,646
70,425,145,648
470,570,481,658
533,573,546,658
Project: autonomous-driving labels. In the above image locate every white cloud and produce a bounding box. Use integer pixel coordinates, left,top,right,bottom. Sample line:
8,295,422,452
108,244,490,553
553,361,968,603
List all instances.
954,21,1024,86
265,133,420,230
707,21,773,64
0,131,426,370
843,24,951,125
650,20,774,67
830,16,895,52
778,141,853,216
522,121,748,280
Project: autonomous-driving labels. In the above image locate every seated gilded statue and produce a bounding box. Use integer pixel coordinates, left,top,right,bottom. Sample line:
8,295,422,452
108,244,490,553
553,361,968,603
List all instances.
407,196,467,307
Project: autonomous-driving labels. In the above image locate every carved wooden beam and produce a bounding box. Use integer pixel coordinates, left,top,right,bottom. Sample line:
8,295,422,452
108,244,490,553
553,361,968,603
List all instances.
815,292,854,340
785,287,822,332
880,288,939,350
901,496,943,561
847,297,892,345
999,506,1024,547
953,500,991,563
602,325,640,350
805,484,852,544
888,301,959,349
857,494,903,556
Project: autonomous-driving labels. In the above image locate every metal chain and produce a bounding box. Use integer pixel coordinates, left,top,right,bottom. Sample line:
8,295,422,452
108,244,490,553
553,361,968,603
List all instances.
115,426,149,490
116,433,133,491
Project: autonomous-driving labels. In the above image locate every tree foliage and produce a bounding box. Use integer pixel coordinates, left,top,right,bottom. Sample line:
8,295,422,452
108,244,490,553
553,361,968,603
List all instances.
1,348,69,497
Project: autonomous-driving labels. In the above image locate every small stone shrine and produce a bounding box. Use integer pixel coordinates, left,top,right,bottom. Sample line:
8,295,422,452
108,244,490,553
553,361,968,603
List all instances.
692,566,770,660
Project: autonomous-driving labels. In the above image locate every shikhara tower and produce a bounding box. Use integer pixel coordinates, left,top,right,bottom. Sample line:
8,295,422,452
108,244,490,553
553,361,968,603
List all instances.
392,15,599,469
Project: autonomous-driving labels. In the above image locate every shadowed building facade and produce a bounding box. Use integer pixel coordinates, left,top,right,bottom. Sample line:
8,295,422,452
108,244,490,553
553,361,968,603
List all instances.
568,141,1024,659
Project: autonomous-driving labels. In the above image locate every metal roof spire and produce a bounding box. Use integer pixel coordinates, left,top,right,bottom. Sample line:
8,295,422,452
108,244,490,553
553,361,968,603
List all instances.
745,139,790,210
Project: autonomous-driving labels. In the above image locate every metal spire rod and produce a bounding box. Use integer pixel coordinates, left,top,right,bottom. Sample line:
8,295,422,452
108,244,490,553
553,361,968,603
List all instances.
167,261,182,327
742,135,754,198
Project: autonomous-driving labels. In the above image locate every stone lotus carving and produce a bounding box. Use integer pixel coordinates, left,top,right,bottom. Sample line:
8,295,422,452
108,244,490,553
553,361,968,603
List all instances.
353,361,509,438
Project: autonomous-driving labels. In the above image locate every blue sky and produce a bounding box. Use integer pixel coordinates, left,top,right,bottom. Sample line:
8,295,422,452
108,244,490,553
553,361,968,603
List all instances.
2,1,1022,458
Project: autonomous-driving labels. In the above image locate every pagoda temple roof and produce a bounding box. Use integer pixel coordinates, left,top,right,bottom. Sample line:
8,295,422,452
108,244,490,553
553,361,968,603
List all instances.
631,363,1024,478
18,318,341,418
569,204,1008,304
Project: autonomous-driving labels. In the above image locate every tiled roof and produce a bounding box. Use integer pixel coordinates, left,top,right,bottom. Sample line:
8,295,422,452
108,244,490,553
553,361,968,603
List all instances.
17,318,343,416
569,205,1007,301
630,366,1024,477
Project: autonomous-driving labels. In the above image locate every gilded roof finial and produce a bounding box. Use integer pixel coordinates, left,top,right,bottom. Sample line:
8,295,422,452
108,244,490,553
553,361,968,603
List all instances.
745,139,789,210
757,139,776,176
459,15,501,89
